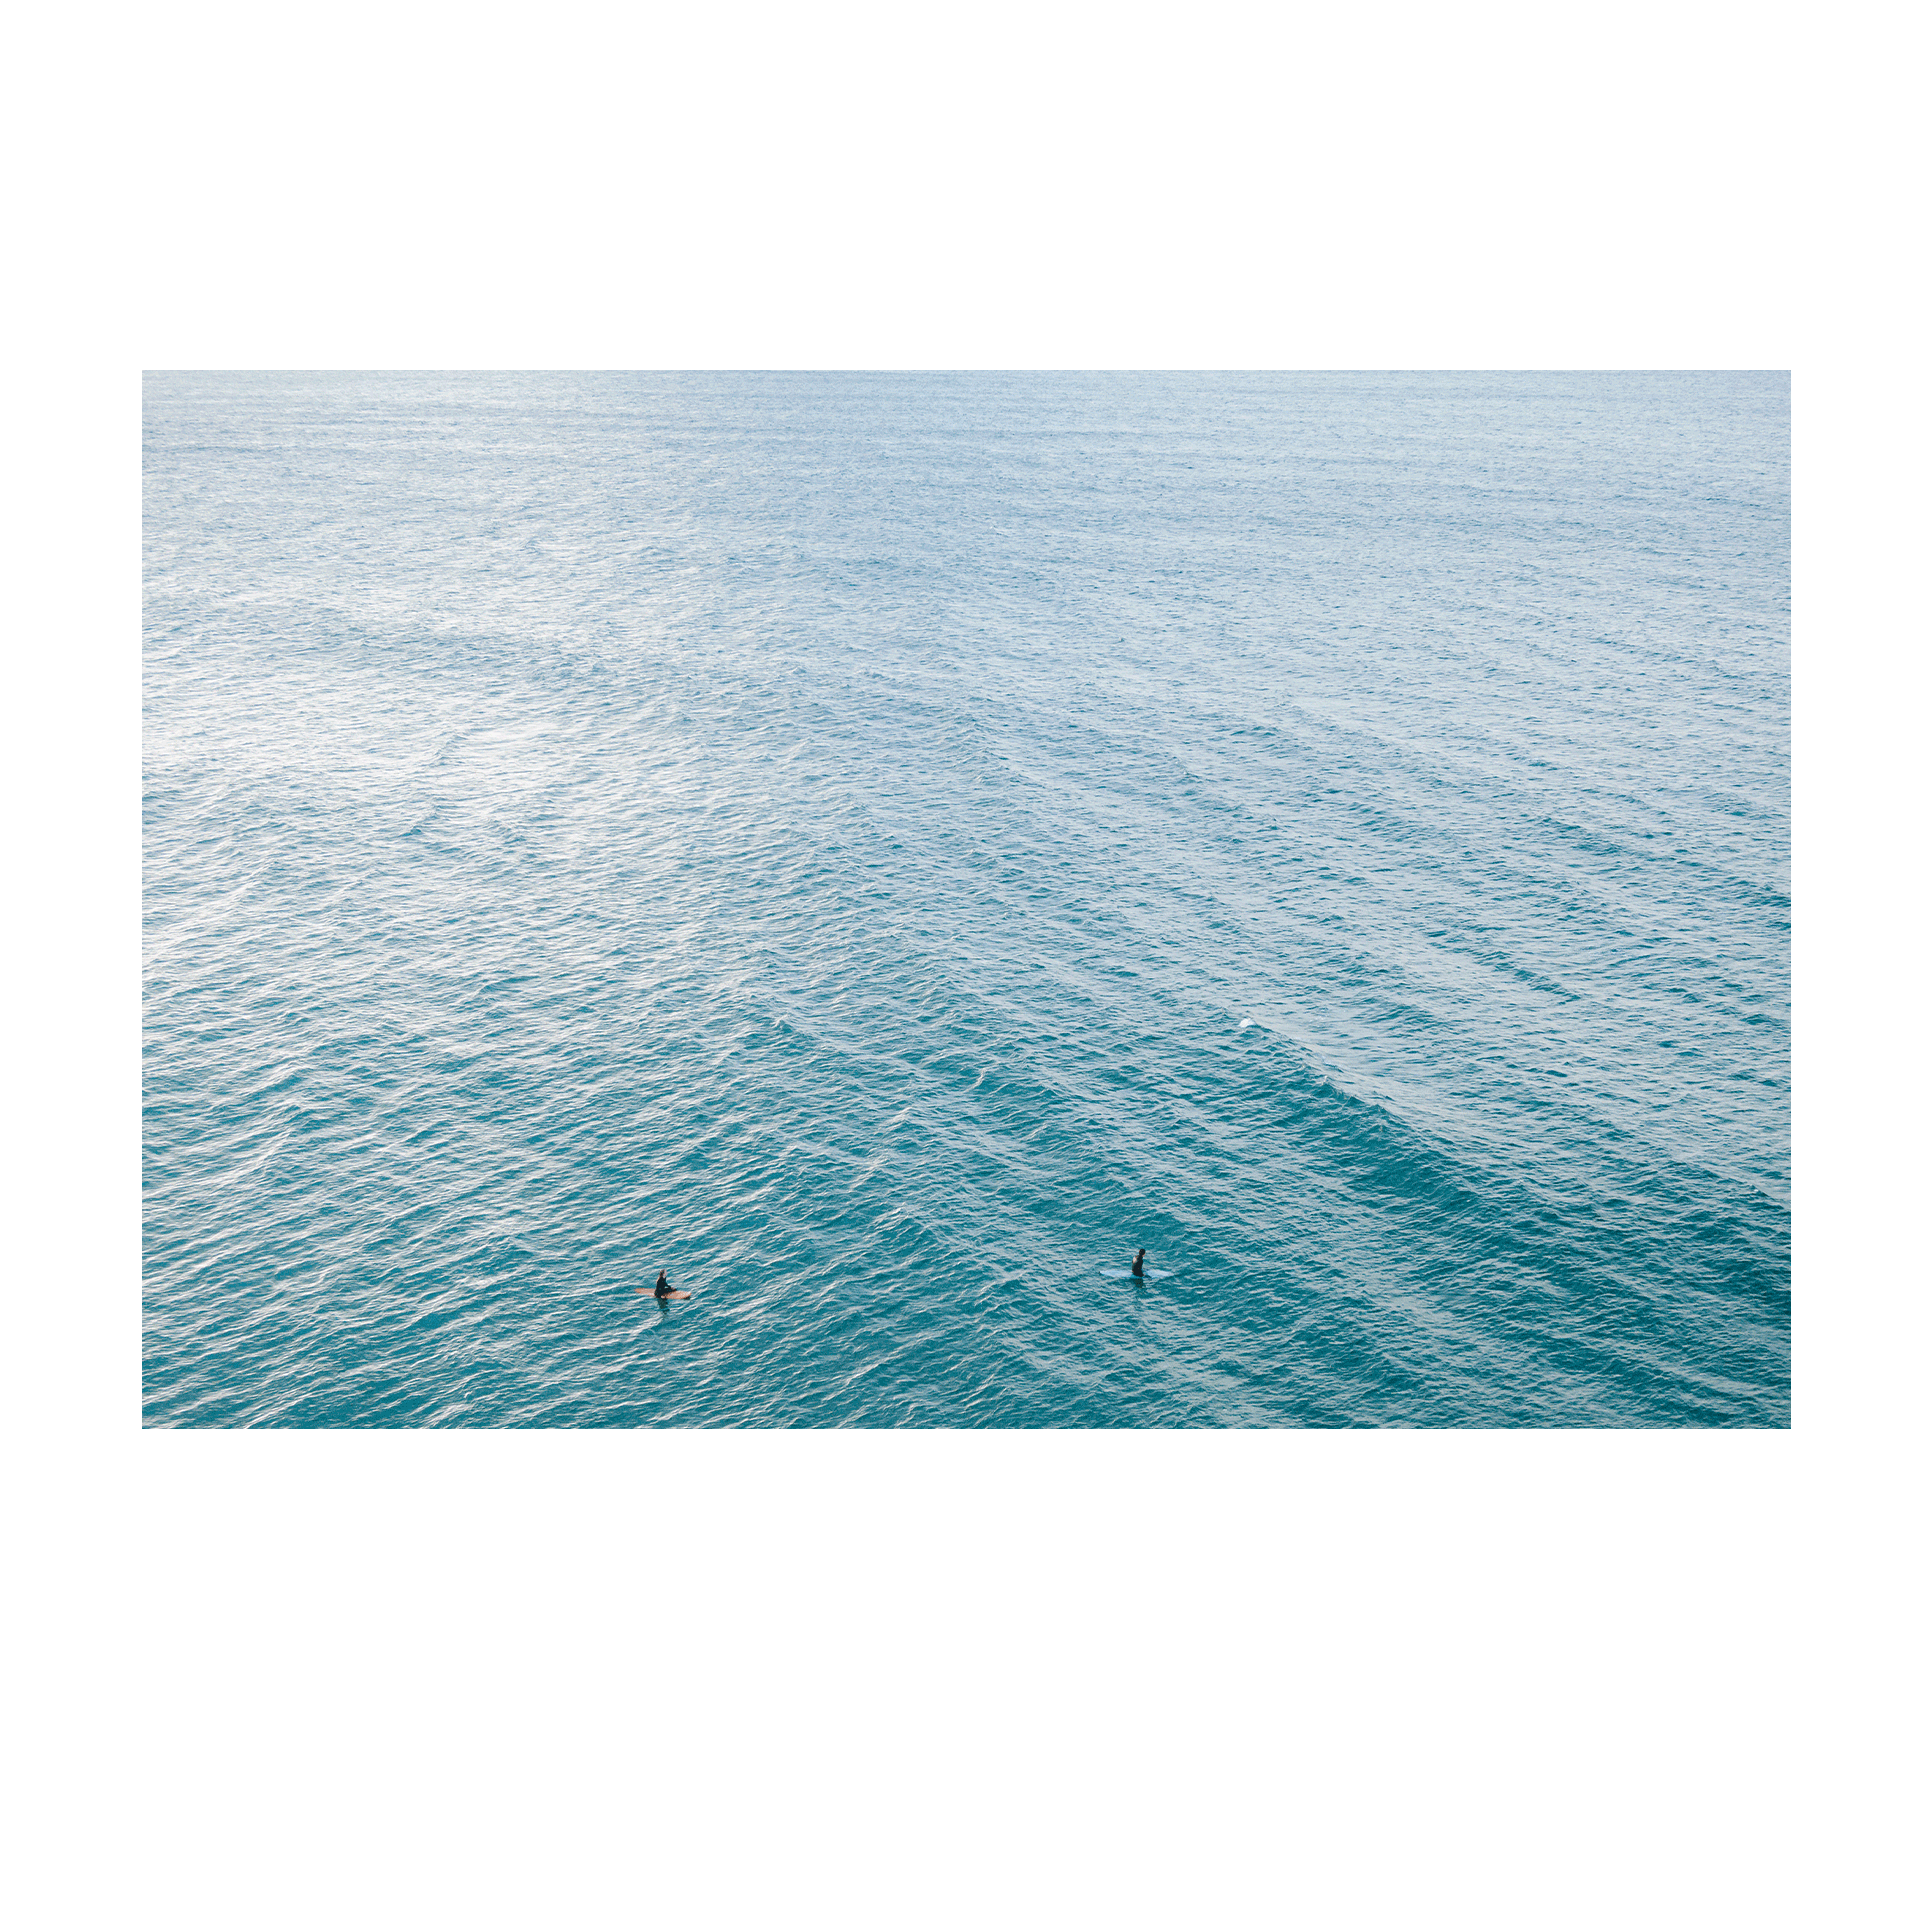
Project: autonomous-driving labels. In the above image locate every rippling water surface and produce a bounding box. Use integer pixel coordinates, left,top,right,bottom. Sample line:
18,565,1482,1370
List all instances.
143,372,1789,1426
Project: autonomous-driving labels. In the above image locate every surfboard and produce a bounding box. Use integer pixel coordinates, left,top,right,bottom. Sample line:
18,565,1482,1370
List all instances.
1101,1267,1175,1280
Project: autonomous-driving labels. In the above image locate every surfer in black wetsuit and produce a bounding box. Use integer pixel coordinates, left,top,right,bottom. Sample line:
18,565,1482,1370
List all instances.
652,1270,689,1301
1131,1249,1146,1279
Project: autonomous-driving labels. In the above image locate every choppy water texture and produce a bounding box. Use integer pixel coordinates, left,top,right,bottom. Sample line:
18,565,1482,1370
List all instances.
144,372,1790,1426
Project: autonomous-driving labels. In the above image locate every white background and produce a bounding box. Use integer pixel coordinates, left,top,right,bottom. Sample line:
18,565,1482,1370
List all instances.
7,2,1912,1914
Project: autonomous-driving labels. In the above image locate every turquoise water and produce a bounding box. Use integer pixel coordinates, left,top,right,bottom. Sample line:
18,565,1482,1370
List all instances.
143,371,1789,1426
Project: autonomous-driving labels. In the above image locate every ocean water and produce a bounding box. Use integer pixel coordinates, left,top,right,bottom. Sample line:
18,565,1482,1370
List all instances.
143,371,1789,1427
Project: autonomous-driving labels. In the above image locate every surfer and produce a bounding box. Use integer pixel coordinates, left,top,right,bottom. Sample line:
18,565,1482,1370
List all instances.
1131,1249,1146,1279
652,1270,691,1302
